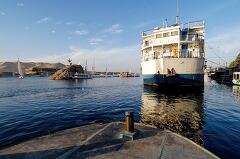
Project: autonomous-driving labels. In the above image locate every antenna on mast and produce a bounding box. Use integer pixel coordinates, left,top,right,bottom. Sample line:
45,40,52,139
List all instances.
176,0,179,24
164,19,168,27
92,57,95,71
177,0,179,16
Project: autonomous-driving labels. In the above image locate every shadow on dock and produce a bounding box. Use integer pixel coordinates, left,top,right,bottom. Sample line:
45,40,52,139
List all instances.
0,123,160,159
0,122,218,159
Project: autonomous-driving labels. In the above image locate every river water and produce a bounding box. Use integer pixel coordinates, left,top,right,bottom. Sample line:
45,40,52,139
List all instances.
0,77,239,158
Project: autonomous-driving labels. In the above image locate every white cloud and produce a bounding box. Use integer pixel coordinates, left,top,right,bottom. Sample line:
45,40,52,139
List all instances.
36,17,51,24
104,24,123,34
88,38,103,45
89,43,98,45
66,21,74,25
51,30,56,34
74,30,89,35
17,2,24,7
89,38,103,42
0,11,6,16
26,45,141,73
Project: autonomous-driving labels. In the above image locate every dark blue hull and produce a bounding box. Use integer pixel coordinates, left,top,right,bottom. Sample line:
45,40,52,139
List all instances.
143,74,204,87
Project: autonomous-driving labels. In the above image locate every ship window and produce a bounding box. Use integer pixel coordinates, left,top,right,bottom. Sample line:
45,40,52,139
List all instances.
144,41,149,46
171,31,178,36
163,32,170,37
156,34,162,38
237,74,239,79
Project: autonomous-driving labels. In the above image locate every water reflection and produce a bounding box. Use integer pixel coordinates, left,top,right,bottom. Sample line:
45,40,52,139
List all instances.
233,85,240,96
140,87,204,144
233,85,240,103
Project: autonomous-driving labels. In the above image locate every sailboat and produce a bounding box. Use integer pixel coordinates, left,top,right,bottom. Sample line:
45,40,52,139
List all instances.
17,58,24,79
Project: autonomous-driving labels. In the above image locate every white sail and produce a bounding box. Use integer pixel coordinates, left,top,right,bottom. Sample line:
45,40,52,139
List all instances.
17,58,24,78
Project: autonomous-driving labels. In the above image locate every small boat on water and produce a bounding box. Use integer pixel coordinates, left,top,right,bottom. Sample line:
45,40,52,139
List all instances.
71,72,92,79
17,58,24,79
71,59,93,79
232,72,240,85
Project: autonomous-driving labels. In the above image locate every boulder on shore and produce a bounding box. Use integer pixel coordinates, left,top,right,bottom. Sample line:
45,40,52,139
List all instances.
49,65,84,80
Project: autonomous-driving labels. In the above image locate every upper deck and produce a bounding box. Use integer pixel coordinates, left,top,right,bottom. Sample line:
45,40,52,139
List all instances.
142,20,204,37
141,20,204,49
141,20,205,59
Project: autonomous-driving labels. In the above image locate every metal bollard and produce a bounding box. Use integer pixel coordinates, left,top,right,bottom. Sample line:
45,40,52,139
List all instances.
125,112,134,133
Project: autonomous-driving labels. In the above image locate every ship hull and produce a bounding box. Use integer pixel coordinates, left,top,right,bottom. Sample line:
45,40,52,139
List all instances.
143,73,204,87
141,58,204,87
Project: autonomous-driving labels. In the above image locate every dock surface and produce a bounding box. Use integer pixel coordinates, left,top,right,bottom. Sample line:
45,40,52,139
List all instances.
0,122,219,159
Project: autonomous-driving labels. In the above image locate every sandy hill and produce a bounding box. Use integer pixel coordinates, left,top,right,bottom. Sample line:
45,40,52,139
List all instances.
0,62,65,73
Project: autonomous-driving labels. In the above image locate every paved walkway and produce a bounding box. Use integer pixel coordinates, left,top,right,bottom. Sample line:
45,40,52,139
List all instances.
0,122,219,159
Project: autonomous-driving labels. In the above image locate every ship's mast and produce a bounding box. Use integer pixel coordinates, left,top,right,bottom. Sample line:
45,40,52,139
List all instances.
105,63,108,77
176,0,179,16
92,57,95,75
176,0,179,24
176,0,180,57
85,58,88,73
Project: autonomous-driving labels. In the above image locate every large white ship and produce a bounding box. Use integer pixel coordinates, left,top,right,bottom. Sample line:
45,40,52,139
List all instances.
141,18,205,87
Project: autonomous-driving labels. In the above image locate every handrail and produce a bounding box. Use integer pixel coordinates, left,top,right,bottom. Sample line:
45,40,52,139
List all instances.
142,20,204,37
142,50,204,61
180,34,204,42
181,20,204,29
141,34,204,48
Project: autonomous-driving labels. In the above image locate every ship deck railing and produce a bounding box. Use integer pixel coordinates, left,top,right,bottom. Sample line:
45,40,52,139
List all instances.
181,20,204,29
142,20,204,37
142,51,204,61
180,34,204,42
141,34,204,48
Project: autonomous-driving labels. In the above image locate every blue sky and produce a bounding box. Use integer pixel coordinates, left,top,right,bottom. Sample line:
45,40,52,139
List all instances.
0,0,240,72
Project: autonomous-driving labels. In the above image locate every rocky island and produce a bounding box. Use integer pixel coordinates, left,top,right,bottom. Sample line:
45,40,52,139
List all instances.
49,64,84,80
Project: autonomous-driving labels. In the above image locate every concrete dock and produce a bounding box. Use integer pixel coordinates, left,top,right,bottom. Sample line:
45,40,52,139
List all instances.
0,122,219,159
